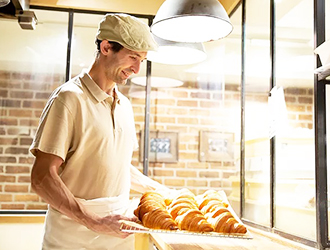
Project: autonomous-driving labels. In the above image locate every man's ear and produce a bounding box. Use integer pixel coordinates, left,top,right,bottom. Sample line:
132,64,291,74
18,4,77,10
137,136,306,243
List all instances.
100,40,112,55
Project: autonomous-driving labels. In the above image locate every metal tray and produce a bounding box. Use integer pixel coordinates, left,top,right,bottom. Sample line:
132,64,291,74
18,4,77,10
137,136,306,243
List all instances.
120,221,253,239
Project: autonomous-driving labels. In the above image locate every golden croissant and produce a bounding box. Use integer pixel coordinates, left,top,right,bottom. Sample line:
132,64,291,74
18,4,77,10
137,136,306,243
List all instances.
175,209,214,232
199,190,247,234
134,189,247,235
134,191,178,231
169,197,199,209
142,207,178,230
198,190,228,210
168,191,213,232
168,202,197,219
212,213,247,234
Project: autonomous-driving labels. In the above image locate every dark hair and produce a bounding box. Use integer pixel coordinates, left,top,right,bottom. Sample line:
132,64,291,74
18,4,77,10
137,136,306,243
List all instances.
95,39,124,53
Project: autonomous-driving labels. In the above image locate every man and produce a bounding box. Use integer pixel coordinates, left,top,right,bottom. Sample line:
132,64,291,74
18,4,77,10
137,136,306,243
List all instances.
30,13,168,250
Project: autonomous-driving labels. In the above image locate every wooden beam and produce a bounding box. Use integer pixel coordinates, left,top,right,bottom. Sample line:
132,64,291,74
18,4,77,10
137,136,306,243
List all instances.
30,0,165,15
0,215,45,224
30,0,241,16
220,0,241,15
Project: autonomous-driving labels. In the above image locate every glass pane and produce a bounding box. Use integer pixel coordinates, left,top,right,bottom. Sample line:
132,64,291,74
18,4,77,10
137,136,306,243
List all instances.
326,0,330,241
71,13,105,77
226,4,242,218
275,0,315,241
0,9,68,210
243,0,271,226
134,10,242,214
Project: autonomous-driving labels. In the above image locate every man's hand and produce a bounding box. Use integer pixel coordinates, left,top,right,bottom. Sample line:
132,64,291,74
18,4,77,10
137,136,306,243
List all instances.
88,214,139,238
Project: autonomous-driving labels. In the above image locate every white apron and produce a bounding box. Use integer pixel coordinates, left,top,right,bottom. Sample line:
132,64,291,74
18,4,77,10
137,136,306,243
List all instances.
41,194,134,250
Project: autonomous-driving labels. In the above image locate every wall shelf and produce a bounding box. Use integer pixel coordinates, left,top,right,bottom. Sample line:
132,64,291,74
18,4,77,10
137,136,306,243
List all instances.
315,63,330,80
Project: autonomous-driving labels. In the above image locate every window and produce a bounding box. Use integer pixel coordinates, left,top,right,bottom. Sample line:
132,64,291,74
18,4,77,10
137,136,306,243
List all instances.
0,9,68,210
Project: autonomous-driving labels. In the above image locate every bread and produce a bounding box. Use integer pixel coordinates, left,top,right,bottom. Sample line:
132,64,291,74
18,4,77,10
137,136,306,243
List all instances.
139,191,167,206
142,207,178,230
134,191,178,231
134,189,247,235
197,190,228,210
168,202,196,219
198,190,247,234
168,191,214,232
169,197,199,209
205,207,230,220
134,199,165,219
175,209,214,232
212,215,246,234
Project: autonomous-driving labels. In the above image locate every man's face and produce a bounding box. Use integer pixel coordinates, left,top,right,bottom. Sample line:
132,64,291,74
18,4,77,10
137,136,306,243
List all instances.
105,47,147,85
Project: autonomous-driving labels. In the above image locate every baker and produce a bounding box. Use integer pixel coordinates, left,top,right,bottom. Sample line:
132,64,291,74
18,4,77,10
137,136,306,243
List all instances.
30,13,169,250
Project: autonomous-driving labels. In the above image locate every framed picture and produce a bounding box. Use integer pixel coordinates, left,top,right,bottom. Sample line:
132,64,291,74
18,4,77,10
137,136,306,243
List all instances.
199,131,234,162
140,130,179,163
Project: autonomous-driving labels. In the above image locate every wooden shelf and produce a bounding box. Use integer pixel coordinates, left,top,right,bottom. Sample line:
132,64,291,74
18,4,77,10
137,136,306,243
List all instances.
315,63,330,80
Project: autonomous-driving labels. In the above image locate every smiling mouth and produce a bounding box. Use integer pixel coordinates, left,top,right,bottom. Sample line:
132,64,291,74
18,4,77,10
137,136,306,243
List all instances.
122,71,130,79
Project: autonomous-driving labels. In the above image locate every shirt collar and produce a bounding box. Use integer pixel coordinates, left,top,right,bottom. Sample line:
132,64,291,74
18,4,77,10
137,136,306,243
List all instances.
80,71,121,104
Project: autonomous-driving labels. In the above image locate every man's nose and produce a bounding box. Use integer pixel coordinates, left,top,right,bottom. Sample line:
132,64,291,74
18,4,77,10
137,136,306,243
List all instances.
131,61,141,74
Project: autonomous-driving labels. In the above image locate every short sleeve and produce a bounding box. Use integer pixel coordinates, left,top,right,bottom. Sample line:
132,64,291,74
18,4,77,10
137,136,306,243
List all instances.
30,95,74,161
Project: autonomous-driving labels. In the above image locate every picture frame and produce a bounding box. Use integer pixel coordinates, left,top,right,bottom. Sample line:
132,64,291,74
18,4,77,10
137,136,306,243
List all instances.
139,130,179,163
199,131,234,162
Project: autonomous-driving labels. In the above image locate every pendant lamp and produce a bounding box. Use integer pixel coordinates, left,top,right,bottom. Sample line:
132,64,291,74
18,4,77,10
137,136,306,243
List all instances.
0,0,10,7
147,35,207,65
151,0,233,43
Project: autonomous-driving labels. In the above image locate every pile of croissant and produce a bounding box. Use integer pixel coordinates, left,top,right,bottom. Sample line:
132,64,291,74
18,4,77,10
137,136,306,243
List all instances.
134,188,247,234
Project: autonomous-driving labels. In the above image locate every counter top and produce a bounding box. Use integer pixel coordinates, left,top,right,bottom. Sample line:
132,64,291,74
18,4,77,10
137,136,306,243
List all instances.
148,227,316,250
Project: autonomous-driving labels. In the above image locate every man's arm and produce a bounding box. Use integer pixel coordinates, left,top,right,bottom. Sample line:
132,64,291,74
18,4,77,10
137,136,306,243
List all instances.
31,150,135,238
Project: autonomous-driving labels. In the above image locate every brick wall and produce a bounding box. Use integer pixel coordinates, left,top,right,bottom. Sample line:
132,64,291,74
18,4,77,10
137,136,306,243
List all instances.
0,71,63,210
0,71,314,210
124,82,241,197
284,88,314,129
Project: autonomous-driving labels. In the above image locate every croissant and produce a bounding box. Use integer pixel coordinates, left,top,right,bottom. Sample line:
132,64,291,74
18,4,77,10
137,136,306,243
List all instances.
139,191,167,206
173,188,196,200
198,195,228,210
211,212,233,232
199,190,247,234
142,207,178,230
232,222,248,234
175,209,214,232
164,188,194,205
201,200,226,214
205,207,230,220
166,190,214,232
208,211,247,234
202,190,228,204
134,191,178,231
169,197,199,209
213,215,247,234
134,189,247,235
134,191,166,218
134,199,166,219
168,202,196,219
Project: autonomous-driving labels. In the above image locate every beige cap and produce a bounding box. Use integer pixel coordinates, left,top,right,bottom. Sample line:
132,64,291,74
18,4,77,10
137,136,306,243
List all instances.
96,13,158,52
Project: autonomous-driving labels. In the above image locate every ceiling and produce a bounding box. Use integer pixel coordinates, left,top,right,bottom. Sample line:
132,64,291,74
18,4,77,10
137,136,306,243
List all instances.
1,0,329,92
29,0,240,16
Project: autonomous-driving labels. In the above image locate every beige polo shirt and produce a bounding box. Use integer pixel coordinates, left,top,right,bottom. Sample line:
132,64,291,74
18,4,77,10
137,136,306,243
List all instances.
30,71,138,200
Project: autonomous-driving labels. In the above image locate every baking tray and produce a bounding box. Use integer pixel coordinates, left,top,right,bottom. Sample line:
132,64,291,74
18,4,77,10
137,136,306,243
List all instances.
120,221,253,239
122,191,253,240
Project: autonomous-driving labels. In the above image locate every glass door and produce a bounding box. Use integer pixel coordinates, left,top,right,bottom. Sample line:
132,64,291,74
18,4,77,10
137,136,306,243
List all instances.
274,0,316,241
